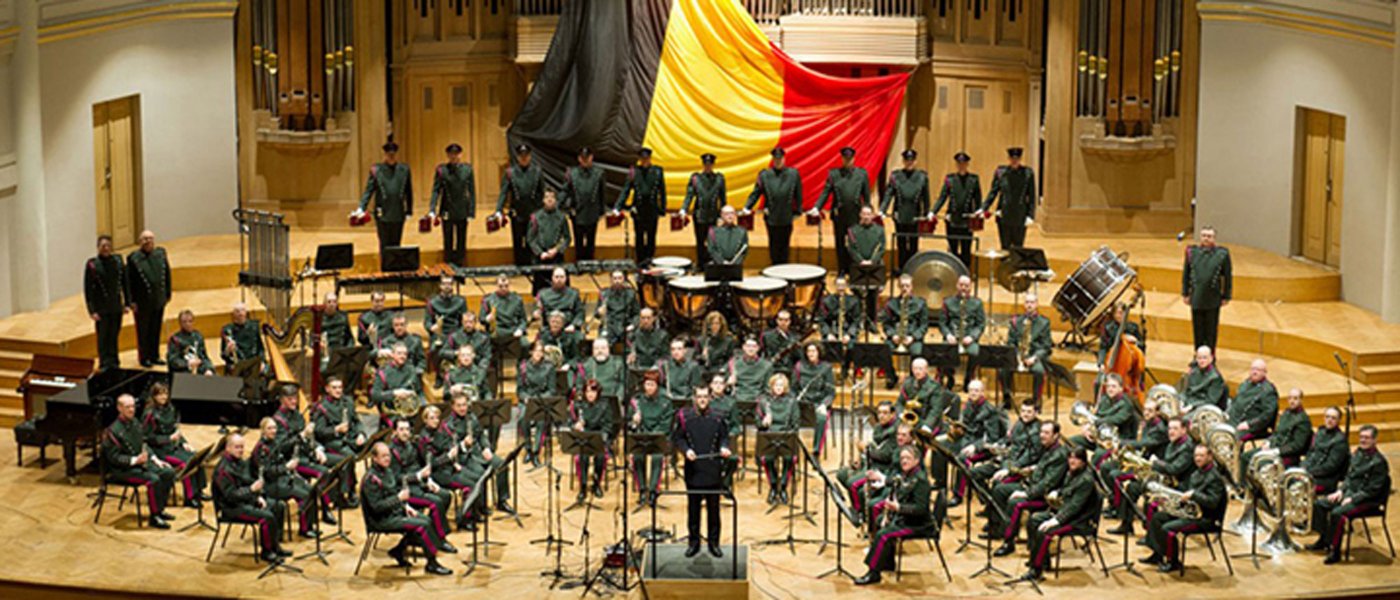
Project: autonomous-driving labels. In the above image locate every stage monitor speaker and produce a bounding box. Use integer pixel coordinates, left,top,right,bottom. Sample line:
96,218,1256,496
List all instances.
315,243,355,271
170,372,245,404
382,246,420,272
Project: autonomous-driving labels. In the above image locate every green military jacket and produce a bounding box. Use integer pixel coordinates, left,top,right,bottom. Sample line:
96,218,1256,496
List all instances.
631,392,674,435
251,437,300,498
630,325,670,369
867,420,898,469
377,330,426,372
898,374,947,430
564,165,606,226
435,328,493,367
220,319,264,364
1303,426,1349,489
710,393,745,438
1340,447,1391,505
1026,441,1070,499
311,394,364,451
537,326,584,365
819,293,862,339
370,361,424,413
577,356,626,400
358,162,413,222
167,329,214,374
660,357,703,404
759,392,799,431
1095,393,1140,441
981,165,1036,222
573,396,615,435
700,333,735,371
1124,416,1169,458
444,362,492,400
527,207,572,260
616,164,668,218
744,167,803,225
361,462,407,528
272,404,320,463
426,293,468,338
416,423,463,478
682,171,728,225
1052,467,1099,525
846,222,886,263
1182,364,1226,409
939,295,986,343
214,454,261,512
817,166,871,224
792,360,834,407
931,172,982,229
1097,318,1145,365
388,436,429,486
1007,313,1053,364
886,466,934,528
760,327,800,373
1181,245,1232,310
598,286,640,343
481,291,528,336
357,309,395,346
707,224,748,265
729,355,773,400
1152,437,1196,482
1270,407,1312,459
322,310,353,350
445,409,493,456
84,254,126,314
882,168,931,225
1183,463,1228,520
537,286,584,330
1007,418,1043,468
429,162,475,221
125,247,171,308
102,415,146,469
495,162,545,218
881,296,928,341
141,402,181,453
1229,378,1279,437
517,357,559,399
961,398,1007,451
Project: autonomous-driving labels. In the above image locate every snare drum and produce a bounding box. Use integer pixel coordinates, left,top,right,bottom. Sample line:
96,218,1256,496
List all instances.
732,276,788,322
1052,246,1136,330
640,267,684,310
761,264,827,319
652,256,692,271
667,276,717,321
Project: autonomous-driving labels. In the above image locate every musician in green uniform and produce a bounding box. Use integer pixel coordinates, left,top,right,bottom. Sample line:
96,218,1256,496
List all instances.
838,402,898,517
537,268,584,332
898,358,954,486
629,373,673,507
357,291,394,347
1098,399,1165,520
792,342,835,458
320,293,353,353
270,388,338,524
700,312,736,377
1109,417,1194,536
728,338,773,401
973,400,1044,497
597,271,640,346
1242,388,1310,468
362,442,454,575
425,275,467,347
998,295,1052,406
572,380,616,502
816,146,871,275
628,308,670,370
757,374,801,505
220,302,264,374
377,314,426,373
213,433,289,562
1303,407,1349,495
493,144,546,268
387,418,453,542
1141,444,1227,572
419,405,473,493
1309,425,1391,564
681,153,727,268
853,445,935,586
1022,447,1100,581
1230,359,1279,443
1097,302,1145,367
104,395,177,530
576,338,626,401
311,377,365,505
353,141,414,258
444,392,512,519
760,310,801,374
707,205,749,266
951,380,1007,506
517,342,560,467
660,339,703,405
613,147,667,263
1069,374,1139,451
819,276,863,354
881,148,932,271
991,421,1069,556
1182,346,1227,410
427,143,475,267
85,235,127,372
930,151,981,268
979,147,1036,250
528,190,572,292
166,309,214,375
481,273,528,344
744,147,803,265
1181,226,1232,353
537,310,584,367
847,204,886,274
880,274,926,387
370,343,425,425
939,275,985,389
125,230,171,367
142,382,206,507
563,147,605,260
443,346,491,402
251,416,319,538
434,311,492,373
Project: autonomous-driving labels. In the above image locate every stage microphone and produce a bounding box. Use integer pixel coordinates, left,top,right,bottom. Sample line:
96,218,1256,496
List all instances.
1334,352,1348,371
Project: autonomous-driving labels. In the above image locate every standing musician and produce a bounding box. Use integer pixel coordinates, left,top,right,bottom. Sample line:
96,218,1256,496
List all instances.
387,418,453,544
816,147,872,276
518,341,560,468
353,141,414,258
950,380,1007,506
444,391,513,520
563,147,605,261
537,268,584,333
167,309,214,375
271,386,338,525
761,310,801,375
660,339,703,406
481,273,528,344
357,292,394,347
1109,416,1194,536
370,344,425,425
104,393,176,528
312,377,366,506
744,147,803,266
376,314,426,373
1181,225,1233,353
214,433,289,562
1022,447,1100,582
571,380,615,503
1304,407,1349,495
728,338,774,401
220,302,265,374
675,385,733,558
837,401,898,516
853,445,935,586
597,271,640,345
990,421,1068,556
939,275,985,390
880,273,926,388
427,142,476,267
576,338,626,402
1069,373,1139,451
143,382,207,507
971,400,1044,500
699,312,737,376
998,295,1052,406
363,442,455,575
979,147,1037,250
321,293,354,353
1308,424,1391,564
125,229,171,367
613,147,667,264
757,373,800,506
792,342,835,459
492,144,546,268
434,311,493,375
1242,388,1311,468
425,275,467,350
1097,302,1145,367
1230,359,1279,443
707,205,749,266
537,311,584,367
681,153,727,268
1098,400,1167,528
527,189,572,293
629,372,673,507
251,416,319,538
1140,444,1227,572
1182,345,1227,410
628,308,670,370
882,148,931,271
85,235,127,372
930,151,981,268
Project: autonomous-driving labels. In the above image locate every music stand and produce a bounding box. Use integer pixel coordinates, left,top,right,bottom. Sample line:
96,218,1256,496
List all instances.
298,456,351,564
324,346,370,395
525,396,575,587
472,398,524,524
734,399,759,481
704,264,742,283
229,358,266,403
317,454,357,546
381,246,420,272
175,440,221,533
625,433,673,520
315,243,355,271
939,442,1011,580
807,441,858,580
559,431,607,512
979,344,1018,407
922,343,962,372
753,431,819,553
789,403,821,525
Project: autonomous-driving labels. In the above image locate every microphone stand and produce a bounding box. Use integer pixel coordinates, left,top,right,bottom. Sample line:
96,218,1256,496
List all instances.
1335,353,1355,440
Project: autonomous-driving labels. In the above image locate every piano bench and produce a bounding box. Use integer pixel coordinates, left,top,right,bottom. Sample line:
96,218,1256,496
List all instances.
14,420,53,467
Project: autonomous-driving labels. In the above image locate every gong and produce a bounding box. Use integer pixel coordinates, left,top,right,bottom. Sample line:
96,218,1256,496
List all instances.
903,250,969,310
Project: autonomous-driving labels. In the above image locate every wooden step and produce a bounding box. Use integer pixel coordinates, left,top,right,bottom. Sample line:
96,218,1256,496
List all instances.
0,350,30,372
1372,384,1400,403
0,406,22,429
1357,351,1400,368
1358,364,1400,386
0,368,21,393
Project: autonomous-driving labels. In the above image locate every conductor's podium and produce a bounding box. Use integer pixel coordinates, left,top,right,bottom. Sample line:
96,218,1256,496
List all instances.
641,543,749,600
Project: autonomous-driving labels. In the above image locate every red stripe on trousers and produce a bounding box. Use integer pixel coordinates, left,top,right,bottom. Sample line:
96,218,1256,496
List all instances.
867,527,914,570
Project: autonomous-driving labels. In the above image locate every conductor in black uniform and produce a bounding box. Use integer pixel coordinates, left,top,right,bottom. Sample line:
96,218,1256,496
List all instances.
673,386,733,558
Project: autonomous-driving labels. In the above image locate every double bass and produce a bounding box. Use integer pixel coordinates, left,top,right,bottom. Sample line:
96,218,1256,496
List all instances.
1102,287,1146,403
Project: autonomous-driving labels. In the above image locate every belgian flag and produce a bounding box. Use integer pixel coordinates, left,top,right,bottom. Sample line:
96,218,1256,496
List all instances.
507,0,910,209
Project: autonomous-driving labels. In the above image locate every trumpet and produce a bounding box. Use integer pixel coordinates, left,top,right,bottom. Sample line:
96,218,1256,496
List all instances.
1146,481,1202,519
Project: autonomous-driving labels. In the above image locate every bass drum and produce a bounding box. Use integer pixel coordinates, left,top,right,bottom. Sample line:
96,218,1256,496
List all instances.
903,250,969,311
732,276,788,322
1052,246,1136,332
761,264,827,320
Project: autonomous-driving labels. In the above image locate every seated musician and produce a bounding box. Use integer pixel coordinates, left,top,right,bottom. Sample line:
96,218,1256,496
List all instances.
761,310,801,375
1182,345,1227,411
142,381,207,507
271,385,338,525
1069,373,1138,451
707,374,743,482
219,302,264,375
1096,302,1145,367
1307,424,1392,563
320,293,354,353
997,294,1052,406
356,291,393,347
793,342,834,458
362,442,454,575
1140,444,1227,572
1098,400,1167,533
597,271,639,345
1022,447,1100,582
537,310,584,367
387,418,453,546
571,380,615,503
104,393,176,528
480,273,528,343
819,276,862,366
757,373,800,506
854,444,935,586
970,400,1043,499
527,189,572,292
213,433,289,562
518,341,559,467
707,205,748,266
1303,407,1349,495
444,390,513,524
371,343,426,426
425,275,467,347
699,311,736,376
166,309,214,375
951,380,1007,506
837,401,897,519
432,311,492,375
629,372,673,507
311,377,366,507
1242,388,1310,469
576,338,625,401
251,416,318,538
537,267,584,333
880,274,928,388
990,421,1068,557
419,405,474,496
899,357,955,487
377,314,426,374
660,339,703,406
1114,417,1195,535
444,345,491,400
628,307,670,370
1230,359,1279,444
939,275,985,390
728,337,773,401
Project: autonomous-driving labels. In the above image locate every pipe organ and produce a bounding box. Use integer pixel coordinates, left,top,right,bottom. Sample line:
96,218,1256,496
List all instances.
1076,0,1181,137
250,0,355,131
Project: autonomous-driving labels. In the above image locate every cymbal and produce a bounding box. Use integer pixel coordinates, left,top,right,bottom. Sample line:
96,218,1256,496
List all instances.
995,259,1034,293
903,250,969,309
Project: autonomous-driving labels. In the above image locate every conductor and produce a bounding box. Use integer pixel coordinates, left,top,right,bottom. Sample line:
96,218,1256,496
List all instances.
673,386,733,558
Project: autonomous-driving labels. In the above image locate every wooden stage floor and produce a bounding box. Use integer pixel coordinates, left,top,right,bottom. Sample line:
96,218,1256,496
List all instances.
1,424,1398,599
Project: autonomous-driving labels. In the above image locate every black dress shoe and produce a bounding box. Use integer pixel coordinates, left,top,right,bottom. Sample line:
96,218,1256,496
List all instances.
993,542,1015,557
853,571,882,585
148,516,171,530
497,500,515,514
184,498,203,509
708,544,724,558
197,492,213,501
275,547,292,558
1305,538,1328,551
766,489,777,505
426,560,454,576
1138,553,1161,565
684,545,701,558
299,529,320,539
779,490,790,505
387,546,411,567
1158,561,1181,573
139,360,153,368
260,550,283,563
344,497,360,509
459,521,478,532
575,493,587,505
439,542,458,554
158,511,176,520
592,484,605,498
1107,524,1134,536
947,495,962,508
1023,568,1043,581
152,359,167,366
1324,551,1342,565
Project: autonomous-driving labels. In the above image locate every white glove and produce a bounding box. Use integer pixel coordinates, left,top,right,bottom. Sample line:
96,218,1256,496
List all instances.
1025,216,1035,226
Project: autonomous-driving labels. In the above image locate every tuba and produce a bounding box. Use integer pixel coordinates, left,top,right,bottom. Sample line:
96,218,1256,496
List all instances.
1147,383,1184,419
1203,423,1242,494
1070,401,1118,448
900,399,923,429
1243,448,1317,553
1146,481,1202,519
1186,405,1228,444
1116,446,1169,487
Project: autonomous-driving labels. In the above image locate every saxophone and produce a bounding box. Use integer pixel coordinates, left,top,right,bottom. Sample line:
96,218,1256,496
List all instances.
1015,316,1030,373
895,297,910,353
956,299,967,355
1146,481,1202,519
833,293,845,342
484,300,499,336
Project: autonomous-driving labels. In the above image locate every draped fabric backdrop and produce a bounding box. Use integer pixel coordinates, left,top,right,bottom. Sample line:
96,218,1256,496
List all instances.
507,0,910,210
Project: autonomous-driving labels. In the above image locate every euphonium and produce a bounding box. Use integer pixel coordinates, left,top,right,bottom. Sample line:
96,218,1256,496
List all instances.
1146,481,1202,519
1204,423,1242,493
1186,405,1228,444
543,344,564,367
1116,446,1167,486
1147,383,1184,419
1047,490,1063,510
1071,400,1118,448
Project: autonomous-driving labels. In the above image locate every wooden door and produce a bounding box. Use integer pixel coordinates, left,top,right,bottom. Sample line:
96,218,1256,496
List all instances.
1299,109,1344,267
92,96,142,247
